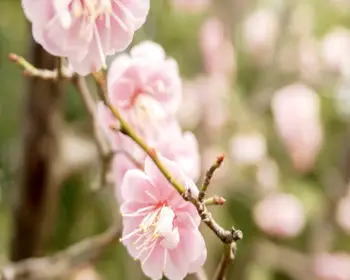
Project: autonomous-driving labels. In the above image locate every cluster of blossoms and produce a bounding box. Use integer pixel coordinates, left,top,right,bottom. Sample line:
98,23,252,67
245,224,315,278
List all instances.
22,1,206,279
97,42,205,279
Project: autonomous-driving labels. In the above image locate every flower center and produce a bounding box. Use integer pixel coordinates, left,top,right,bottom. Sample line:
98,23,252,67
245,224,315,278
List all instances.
121,204,179,263
71,0,112,20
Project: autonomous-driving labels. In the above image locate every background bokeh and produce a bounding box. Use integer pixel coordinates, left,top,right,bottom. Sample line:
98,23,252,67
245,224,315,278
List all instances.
1,0,350,279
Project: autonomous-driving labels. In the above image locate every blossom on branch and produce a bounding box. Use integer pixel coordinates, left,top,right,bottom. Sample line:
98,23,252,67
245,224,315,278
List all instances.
120,156,207,280
22,0,150,75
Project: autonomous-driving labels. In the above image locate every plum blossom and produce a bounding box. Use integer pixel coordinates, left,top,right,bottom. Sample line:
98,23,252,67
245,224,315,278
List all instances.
321,27,350,78
229,132,267,165
120,156,206,280
243,9,279,63
22,0,150,75
313,252,350,280
102,41,182,144
199,17,236,79
271,83,323,173
111,123,201,202
253,193,305,238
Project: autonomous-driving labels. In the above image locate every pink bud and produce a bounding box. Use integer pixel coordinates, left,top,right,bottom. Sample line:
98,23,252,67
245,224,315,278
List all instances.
253,193,305,238
271,83,323,173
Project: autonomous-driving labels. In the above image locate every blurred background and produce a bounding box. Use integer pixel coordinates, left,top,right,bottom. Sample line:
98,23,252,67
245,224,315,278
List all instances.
1,0,350,279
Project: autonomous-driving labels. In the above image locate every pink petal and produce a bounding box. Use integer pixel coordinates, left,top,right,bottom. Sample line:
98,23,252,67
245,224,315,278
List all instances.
141,245,165,280
121,169,159,203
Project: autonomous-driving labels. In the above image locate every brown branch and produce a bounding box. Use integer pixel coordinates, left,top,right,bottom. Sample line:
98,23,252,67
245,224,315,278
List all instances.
214,243,236,280
199,153,225,202
10,37,64,261
1,223,121,280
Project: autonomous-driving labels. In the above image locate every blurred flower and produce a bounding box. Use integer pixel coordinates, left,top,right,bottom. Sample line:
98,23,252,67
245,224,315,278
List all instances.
271,83,323,173
178,75,230,132
321,27,350,79
336,196,350,234
120,156,206,280
253,193,305,238
313,252,350,280
229,132,267,165
298,37,322,83
199,17,236,80
256,158,279,194
242,9,279,64
22,0,150,75
170,0,210,13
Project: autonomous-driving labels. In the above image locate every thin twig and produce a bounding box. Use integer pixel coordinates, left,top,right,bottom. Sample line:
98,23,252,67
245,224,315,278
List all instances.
72,76,114,188
9,53,73,80
199,153,225,202
213,243,236,280
0,223,121,280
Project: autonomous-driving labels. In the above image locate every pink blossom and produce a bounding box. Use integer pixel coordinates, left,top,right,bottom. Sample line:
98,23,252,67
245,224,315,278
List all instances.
336,196,350,234
105,41,182,144
178,75,230,132
120,156,206,280
111,122,201,202
313,253,350,280
256,158,279,194
22,0,150,75
199,18,236,79
321,27,350,78
253,193,305,238
271,83,323,173
229,132,267,165
170,0,210,13
243,9,279,63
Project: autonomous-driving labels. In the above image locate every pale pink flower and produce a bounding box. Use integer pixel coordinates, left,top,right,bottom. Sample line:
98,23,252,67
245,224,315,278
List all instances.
256,158,279,194
111,123,201,202
105,41,182,144
229,132,267,165
253,193,305,238
22,0,150,75
313,253,350,280
321,27,350,78
199,17,236,79
120,156,206,280
178,75,230,132
170,0,210,13
271,83,323,173
336,196,350,234
243,9,279,63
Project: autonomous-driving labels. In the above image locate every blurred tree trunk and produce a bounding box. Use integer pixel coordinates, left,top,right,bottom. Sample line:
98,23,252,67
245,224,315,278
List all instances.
10,32,64,261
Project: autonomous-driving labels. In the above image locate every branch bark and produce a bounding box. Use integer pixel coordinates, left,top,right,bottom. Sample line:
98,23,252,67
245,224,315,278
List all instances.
1,223,121,280
10,34,64,261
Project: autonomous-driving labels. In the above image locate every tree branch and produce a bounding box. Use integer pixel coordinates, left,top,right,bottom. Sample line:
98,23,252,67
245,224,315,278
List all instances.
1,223,121,280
